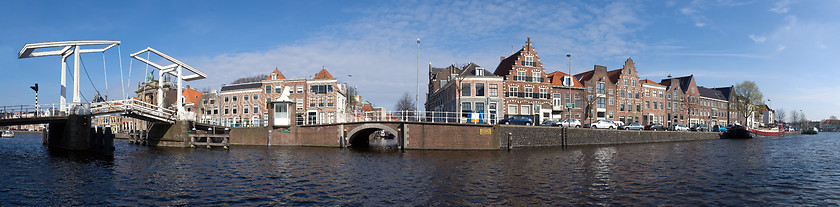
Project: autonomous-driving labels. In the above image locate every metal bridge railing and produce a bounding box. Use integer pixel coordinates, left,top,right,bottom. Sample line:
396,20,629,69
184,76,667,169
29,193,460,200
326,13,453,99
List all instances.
0,104,60,119
295,110,499,126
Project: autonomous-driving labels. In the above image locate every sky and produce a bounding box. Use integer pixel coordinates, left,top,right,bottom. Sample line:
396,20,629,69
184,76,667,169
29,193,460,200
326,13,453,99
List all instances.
1,0,838,120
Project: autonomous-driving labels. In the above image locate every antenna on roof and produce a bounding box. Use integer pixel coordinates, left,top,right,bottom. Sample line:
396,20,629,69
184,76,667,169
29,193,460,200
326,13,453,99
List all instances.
667,74,672,78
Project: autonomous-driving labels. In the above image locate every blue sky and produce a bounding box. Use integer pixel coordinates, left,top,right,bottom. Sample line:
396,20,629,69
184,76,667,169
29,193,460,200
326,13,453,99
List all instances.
1,0,838,120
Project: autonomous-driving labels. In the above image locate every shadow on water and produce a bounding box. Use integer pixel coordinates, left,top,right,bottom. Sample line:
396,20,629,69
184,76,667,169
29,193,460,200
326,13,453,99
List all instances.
46,147,115,163
348,138,400,153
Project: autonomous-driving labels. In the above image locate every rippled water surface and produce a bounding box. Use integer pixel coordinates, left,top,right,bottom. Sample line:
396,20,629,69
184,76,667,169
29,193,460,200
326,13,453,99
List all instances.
2,132,840,205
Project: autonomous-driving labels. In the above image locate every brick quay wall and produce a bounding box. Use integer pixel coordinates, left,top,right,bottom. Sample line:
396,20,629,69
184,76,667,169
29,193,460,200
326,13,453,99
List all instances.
223,123,722,149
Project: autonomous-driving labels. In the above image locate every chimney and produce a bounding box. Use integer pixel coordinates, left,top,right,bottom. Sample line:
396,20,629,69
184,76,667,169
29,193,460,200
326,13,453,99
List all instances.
501,56,505,61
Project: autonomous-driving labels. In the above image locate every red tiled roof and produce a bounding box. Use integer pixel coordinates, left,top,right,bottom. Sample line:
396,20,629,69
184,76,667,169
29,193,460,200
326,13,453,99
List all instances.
182,87,203,104
546,71,583,87
265,69,286,80
362,104,373,112
640,79,663,86
314,68,334,79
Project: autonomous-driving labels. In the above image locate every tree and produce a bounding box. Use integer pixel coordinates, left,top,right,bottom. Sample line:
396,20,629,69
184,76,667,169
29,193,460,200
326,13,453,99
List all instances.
734,81,764,125
790,109,799,124
231,74,269,84
775,108,786,124
830,115,838,120
395,92,416,121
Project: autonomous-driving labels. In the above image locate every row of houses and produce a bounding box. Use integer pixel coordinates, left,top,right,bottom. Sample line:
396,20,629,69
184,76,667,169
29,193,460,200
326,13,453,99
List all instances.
426,38,741,127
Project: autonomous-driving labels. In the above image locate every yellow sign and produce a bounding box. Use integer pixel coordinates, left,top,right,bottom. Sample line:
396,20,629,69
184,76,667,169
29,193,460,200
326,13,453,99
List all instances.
480,128,492,135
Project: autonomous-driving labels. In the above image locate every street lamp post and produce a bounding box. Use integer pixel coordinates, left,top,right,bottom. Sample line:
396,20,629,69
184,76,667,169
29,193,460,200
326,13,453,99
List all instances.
30,83,38,117
566,54,571,125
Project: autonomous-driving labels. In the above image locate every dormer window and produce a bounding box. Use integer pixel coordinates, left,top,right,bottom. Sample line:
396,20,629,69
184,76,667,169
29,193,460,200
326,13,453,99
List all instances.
270,73,278,80
563,76,572,86
474,68,484,76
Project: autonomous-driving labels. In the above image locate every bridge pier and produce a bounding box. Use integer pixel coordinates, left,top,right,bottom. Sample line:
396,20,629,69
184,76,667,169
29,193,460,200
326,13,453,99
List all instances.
42,114,114,155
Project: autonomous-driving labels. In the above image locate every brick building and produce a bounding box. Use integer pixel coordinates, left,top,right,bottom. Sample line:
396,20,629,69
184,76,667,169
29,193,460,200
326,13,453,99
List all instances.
493,38,553,123
546,71,584,121
426,63,504,124
640,79,667,125
197,91,220,125
220,82,263,127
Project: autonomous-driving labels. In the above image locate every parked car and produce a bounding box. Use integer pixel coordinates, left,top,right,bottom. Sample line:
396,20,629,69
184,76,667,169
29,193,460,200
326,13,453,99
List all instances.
541,119,561,126
500,115,534,125
587,120,617,129
712,125,728,132
558,119,582,128
645,123,667,131
670,124,689,131
691,124,710,132
613,121,626,128
620,122,645,130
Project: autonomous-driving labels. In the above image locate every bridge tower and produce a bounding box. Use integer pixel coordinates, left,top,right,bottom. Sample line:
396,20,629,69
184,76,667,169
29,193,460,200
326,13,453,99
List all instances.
18,40,121,113
130,47,207,120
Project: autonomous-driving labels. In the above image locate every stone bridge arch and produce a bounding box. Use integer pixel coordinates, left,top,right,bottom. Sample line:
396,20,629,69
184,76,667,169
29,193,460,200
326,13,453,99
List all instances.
346,123,400,147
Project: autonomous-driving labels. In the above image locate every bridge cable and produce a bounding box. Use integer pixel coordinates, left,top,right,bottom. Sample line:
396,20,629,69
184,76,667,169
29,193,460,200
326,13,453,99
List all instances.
143,51,149,85
118,44,125,100
127,52,133,99
62,61,90,103
79,56,102,98
102,52,108,98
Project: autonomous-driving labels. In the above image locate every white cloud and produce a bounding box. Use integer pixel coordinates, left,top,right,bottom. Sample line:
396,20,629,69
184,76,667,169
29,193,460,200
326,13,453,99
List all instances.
185,1,649,110
749,35,767,43
770,0,792,14
775,45,786,52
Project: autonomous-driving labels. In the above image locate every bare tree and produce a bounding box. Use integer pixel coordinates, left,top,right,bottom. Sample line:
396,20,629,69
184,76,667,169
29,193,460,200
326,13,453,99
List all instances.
790,109,799,124
775,108,786,123
394,92,416,121
830,115,838,120
232,74,269,84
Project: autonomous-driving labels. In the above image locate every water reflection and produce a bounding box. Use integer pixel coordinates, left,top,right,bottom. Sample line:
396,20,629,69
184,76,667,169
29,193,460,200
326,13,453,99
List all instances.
2,133,840,205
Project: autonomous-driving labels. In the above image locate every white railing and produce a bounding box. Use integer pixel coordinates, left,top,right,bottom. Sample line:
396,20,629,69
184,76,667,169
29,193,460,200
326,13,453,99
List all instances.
295,110,499,126
0,104,60,119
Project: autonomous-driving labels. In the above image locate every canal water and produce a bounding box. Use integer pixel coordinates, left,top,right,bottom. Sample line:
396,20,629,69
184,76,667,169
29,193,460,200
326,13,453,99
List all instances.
1,132,839,206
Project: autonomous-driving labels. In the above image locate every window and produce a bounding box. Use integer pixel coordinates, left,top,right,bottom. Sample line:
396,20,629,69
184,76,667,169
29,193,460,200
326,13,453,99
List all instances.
597,97,605,109
563,76,572,86
297,86,303,93
516,71,526,81
243,105,249,114
565,94,571,105
509,86,518,97
635,91,640,99
628,90,632,98
213,107,218,115
243,95,249,101
318,97,325,107
210,99,215,105
232,105,238,114
296,98,304,110
575,94,581,108
265,85,272,94
224,96,229,102
275,85,282,93
609,111,614,119
653,101,658,109
660,102,664,110
645,89,650,97
224,106,229,114
588,87,593,93
637,103,641,112
475,83,485,96
620,102,625,111
489,84,498,97
620,89,626,98
631,80,636,86
553,93,562,106
521,105,531,115
270,73,277,80
624,79,628,86
525,87,533,98
461,83,471,96
462,102,471,112
609,97,614,105
523,56,536,67
508,105,518,115
475,102,485,112
266,98,271,109
532,72,540,82
627,103,632,112
539,88,548,99
596,82,605,94
327,96,335,107
609,89,614,95
232,96,238,102
310,85,334,94
309,96,316,107
475,69,484,76
646,101,650,109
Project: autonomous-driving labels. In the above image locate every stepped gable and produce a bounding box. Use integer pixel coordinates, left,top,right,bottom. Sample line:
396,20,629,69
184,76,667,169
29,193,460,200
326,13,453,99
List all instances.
639,79,662,86
493,38,540,76
314,68,334,79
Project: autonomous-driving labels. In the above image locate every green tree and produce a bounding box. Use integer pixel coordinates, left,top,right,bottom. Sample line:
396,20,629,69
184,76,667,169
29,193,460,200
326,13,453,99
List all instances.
734,81,764,125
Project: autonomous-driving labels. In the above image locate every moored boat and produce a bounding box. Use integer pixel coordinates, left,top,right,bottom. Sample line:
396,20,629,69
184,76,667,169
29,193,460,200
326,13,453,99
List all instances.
722,126,785,139
802,127,818,135
1,131,14,138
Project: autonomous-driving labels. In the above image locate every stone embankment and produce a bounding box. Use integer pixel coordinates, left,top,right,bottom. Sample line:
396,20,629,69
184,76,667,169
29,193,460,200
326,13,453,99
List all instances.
497,125,721,148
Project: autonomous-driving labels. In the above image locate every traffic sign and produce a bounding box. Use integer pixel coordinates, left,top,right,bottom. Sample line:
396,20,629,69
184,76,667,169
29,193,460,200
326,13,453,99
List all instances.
565,103,575,108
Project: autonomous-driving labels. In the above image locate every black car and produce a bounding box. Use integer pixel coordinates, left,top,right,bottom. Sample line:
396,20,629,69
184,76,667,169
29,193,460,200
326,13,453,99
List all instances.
645,123,667,131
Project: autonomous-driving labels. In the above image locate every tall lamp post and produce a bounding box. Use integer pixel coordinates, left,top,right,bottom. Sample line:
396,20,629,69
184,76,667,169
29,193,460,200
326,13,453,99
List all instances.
347,74,352,123
416,38,420,121
566,54,572,125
